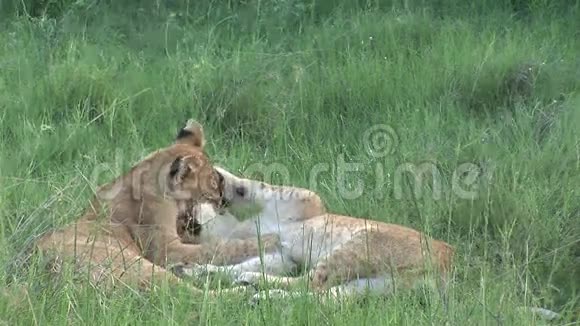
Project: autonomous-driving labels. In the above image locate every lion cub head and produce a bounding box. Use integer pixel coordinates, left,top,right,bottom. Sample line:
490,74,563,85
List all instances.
94,119,224,231
159,119,228,215
176,169,230,244
177,169,259,244
175,165,228,243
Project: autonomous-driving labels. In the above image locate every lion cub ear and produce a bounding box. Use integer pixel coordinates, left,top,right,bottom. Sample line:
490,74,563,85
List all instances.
169,156,192,185
175,119,205,148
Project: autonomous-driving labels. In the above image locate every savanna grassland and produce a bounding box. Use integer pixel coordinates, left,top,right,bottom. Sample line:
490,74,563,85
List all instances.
0,0,579,324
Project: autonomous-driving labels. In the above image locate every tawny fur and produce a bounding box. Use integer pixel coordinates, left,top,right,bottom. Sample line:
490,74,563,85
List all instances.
180,166,455,302
33,120,280,296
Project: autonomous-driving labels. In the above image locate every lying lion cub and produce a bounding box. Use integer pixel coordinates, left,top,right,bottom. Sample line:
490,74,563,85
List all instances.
176,166,455,303
34,120,280,295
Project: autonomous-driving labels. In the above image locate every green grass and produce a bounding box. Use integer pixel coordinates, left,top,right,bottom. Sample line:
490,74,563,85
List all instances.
1,0,579,324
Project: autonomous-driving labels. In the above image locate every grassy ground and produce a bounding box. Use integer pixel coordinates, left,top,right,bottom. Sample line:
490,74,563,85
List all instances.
0,1,579,324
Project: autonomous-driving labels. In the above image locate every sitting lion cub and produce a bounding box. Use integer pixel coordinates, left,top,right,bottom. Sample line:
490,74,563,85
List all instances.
34,120,281,295
177,166,455,303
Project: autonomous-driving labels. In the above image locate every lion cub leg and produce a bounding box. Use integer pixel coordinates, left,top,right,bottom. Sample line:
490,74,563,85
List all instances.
72,238,255,298
237,231,401,302
235,226,454,305
104,250,250,297
163,233,282,267
175,252,297,281
306,231,452,303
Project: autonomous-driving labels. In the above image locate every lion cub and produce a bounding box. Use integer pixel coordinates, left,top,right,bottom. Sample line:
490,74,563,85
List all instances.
179,166,455,302
34,120,280,295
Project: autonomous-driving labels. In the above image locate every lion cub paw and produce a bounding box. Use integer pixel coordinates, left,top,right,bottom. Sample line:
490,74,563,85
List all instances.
170,263,221,278
234,272,263,286
169,262,193,278
250,289,293,306
192,263,223,275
